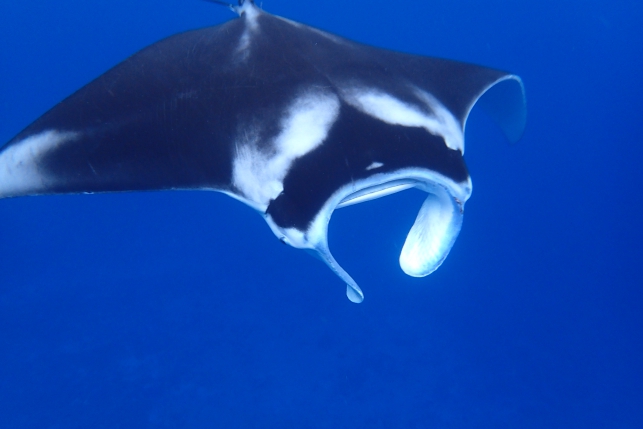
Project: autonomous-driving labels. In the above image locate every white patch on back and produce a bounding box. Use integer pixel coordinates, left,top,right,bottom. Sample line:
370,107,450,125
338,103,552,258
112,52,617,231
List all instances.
341,87,465,153
235,1,261,60
232,91,340,209
0,129,79,198
366,161,383,170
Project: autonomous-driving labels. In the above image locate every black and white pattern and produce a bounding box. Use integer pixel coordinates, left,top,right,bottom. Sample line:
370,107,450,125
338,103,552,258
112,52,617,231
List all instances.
0,1,526,302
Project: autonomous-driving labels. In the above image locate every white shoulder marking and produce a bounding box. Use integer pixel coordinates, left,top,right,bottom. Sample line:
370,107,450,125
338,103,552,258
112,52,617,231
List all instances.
0,130,79,198
413,88,466,154
232,91,340,209
341,87,464,153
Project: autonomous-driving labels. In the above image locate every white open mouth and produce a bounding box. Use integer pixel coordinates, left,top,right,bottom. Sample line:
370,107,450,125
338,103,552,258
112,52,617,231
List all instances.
268,170,471,303
336,180,417,208
337,177,465,278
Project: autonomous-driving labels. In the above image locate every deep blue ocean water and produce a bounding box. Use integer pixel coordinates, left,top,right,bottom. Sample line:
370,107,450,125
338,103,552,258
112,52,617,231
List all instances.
1,0,641,427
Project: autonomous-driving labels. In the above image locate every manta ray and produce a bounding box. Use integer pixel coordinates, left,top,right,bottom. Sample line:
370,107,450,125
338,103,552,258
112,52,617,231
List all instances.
0,0,526,302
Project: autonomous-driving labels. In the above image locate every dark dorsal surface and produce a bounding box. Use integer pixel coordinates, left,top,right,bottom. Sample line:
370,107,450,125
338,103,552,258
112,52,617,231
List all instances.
0,2,526,302
0,5,523,200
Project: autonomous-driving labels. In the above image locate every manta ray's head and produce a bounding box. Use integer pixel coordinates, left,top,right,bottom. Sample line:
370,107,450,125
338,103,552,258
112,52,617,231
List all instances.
243,83,478,303
231,72,525,302
223,7,525,303
265,172,469,304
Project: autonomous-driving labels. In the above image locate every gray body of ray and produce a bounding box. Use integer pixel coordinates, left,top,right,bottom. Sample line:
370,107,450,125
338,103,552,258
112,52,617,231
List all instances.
0,2,526,303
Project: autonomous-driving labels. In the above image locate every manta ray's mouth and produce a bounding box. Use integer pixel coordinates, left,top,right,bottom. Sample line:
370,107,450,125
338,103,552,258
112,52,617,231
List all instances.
264,171,469,303
295,172,468,303
336,180,417,208
336,177,464,278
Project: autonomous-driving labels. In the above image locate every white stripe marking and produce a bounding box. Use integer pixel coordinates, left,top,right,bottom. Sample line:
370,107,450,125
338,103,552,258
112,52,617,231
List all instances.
232,91,340,208
0,129,79,198
342,87,465,153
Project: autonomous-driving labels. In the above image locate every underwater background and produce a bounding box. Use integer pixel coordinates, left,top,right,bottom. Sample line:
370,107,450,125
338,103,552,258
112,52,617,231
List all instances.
0,0,641,427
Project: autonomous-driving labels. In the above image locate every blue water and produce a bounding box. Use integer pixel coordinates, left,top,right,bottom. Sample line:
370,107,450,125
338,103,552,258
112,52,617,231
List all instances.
1,0,641,427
